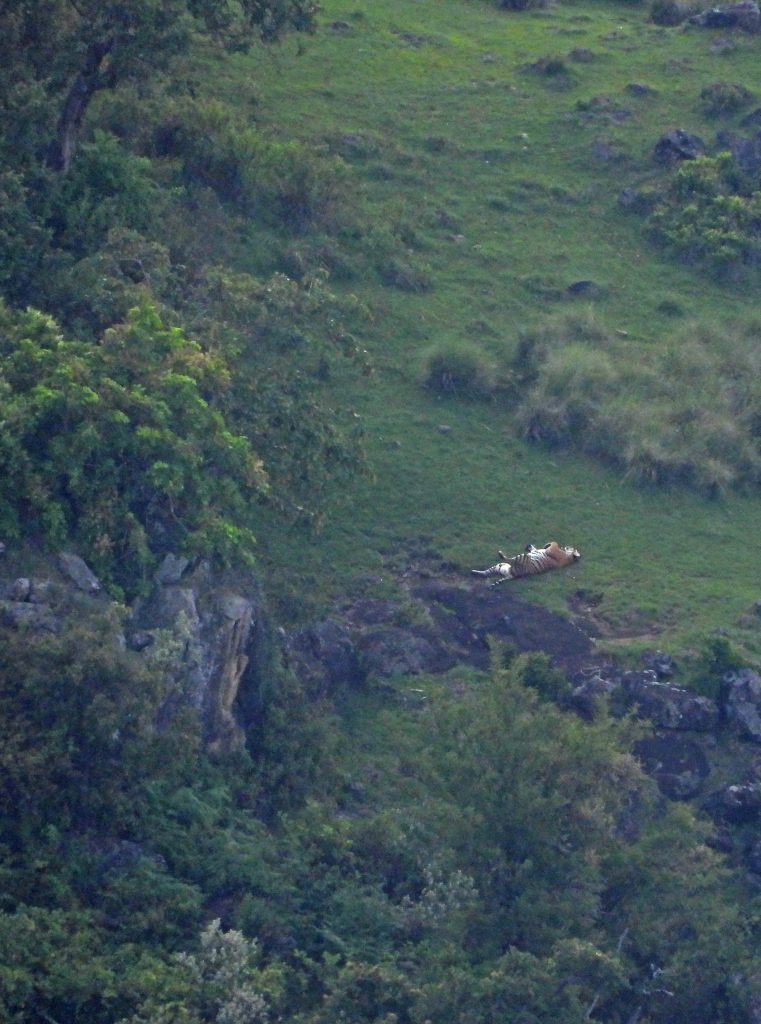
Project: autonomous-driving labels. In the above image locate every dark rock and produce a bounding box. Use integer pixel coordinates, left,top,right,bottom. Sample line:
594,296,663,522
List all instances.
741,106,761,128
0,600,60,633
703,780,761,822
627,82,658,96
567,279,605,297
287,619,363,693
58,552,102,595
653,129,706,164
359,626,454,678
413,579,593,672
128,630,155,652
706,827,734,853
154,553,191,585
568,47,596,61
9,578,31,602
722,667,761,741
633,735,710,799
346,598,402,627
689,1,760,31
330,19,351,31
569,670,618,718
615,672,720,731
715,129,761,174
641,649,676,679
618,187,659,214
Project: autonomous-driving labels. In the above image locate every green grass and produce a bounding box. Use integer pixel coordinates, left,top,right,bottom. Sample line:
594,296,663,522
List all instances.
224,0,761,655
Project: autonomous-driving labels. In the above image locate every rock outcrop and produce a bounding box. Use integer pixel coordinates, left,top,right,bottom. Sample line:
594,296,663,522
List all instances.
0,545,269,756
721,667,761,741
653,129,707,164
131,557,265,755
689,0,761,31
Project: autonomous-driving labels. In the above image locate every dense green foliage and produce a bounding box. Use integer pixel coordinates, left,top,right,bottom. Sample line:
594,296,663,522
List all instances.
3,629,759,1024
0,301,265,589
6,0,761,1023
650,154,761,274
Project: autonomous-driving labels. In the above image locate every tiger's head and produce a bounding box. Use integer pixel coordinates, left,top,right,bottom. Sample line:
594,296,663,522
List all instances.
567,546,581,562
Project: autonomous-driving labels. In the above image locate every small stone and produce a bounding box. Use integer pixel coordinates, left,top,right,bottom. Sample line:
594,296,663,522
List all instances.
9,578,31,602
568,47,596,62
438,424,452,434
155,554,191,585
567,279,605,297
627,82,657,96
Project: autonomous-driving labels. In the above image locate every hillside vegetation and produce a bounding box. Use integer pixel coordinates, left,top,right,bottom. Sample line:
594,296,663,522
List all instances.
6,1,761,1023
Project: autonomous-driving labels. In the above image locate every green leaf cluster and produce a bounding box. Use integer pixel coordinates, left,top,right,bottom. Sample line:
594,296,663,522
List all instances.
650,154,761,274
0,301,265,590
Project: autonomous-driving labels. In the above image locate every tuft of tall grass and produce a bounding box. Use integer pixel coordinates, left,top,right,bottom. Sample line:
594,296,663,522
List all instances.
512,314,761,496
420,340,496,399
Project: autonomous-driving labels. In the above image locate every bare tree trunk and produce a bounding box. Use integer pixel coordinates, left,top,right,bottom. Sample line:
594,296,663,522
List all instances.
46,37,114,172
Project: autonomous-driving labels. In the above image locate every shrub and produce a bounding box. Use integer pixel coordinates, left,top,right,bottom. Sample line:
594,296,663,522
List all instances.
650,0,692,24
0,301,267,591
378,256,432,291
48,131,164,257
527,55,570,78
699,82,754,117
511,314,761,496
152,98,352,230
421,340,495,398
648,154,761,274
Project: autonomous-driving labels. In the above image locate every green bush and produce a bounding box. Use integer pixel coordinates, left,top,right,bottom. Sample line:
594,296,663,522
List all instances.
699,81,754,117
49,131,164,258
0,301,266,591
649,154,761,274
153,98,352,230
512,314,761,496
421,340,495,398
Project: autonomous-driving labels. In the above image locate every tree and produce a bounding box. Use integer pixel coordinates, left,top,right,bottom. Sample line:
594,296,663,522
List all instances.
0,0,319,173
0,300,267,590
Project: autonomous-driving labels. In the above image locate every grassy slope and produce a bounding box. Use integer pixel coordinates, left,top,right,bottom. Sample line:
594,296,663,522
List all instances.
227,0,761,655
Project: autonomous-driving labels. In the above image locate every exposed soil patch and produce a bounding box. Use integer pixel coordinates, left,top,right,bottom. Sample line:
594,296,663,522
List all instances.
407,572,596,675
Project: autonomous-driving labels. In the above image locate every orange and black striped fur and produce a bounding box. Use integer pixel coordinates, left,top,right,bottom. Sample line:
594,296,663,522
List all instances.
472,541,581,585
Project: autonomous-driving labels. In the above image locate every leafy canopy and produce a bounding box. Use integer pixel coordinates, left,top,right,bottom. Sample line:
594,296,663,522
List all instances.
0,300,266,590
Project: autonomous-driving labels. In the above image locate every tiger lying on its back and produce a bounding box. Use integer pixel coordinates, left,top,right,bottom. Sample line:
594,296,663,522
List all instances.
472,541,581,585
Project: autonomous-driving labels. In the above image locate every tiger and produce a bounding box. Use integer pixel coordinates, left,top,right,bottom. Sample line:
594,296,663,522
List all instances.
472,541,581,585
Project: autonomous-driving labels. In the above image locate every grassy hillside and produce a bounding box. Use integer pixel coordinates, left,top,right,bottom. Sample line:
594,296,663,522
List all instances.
226,0,761,656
